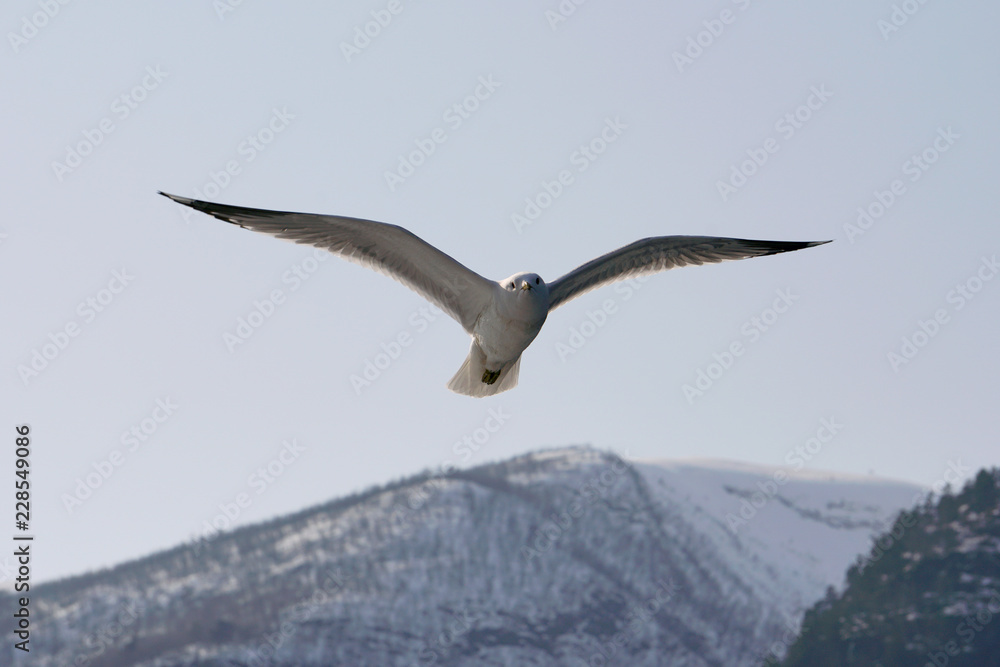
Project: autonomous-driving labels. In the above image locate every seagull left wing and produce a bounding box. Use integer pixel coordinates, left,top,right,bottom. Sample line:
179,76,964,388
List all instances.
547,236,830,312
160,192,495,333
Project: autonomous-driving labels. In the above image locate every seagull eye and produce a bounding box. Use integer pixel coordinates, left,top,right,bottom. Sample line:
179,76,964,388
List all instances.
535,277,540,285
509,282,514,289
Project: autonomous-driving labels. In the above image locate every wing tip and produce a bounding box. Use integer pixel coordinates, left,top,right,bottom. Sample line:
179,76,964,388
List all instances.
158,190,200,209
158,191,191,205
759,238,832,255
158,191,246,226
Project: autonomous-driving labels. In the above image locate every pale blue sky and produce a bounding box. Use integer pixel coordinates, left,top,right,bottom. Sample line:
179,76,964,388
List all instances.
3,1,998,582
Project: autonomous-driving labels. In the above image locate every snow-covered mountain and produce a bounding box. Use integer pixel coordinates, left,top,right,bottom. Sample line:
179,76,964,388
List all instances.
10,447,923,666
781,468,1000,666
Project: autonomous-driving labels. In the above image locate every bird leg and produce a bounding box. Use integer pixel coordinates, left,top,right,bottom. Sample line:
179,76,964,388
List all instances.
481,368,501,385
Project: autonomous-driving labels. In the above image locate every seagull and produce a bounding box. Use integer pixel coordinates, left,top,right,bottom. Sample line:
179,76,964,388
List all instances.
160,192,829,397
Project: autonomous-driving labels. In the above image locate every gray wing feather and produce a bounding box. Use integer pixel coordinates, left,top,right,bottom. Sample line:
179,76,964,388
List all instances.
160,192,495,333
547,236,830,311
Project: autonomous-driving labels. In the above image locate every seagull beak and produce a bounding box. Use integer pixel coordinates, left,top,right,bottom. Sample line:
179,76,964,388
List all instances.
521,281,532,291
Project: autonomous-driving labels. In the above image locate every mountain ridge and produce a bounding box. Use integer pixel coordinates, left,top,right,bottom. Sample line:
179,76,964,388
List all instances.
8,446,925,666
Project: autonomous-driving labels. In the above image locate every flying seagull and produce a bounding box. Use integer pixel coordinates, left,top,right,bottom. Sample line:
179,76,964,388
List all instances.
160,192,829,397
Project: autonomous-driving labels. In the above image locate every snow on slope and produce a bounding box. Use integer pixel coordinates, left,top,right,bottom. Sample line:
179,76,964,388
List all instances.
12,448,927,667
637,458,925,620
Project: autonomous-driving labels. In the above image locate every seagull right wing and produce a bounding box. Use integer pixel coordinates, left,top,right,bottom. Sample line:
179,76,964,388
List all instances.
160,192,496,333
547,236,830,311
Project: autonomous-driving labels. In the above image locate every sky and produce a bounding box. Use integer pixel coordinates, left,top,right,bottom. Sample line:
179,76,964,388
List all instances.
2,0,998,583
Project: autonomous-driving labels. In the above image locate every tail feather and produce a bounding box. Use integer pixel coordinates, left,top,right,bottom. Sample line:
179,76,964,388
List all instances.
447,343,521,397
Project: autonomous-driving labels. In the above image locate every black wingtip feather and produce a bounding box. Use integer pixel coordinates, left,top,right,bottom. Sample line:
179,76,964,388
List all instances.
750,238,832,256
158,191,288,226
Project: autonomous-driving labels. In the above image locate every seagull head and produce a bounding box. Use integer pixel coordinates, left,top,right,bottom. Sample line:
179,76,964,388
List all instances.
501,272,550,319
502,272,547,294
